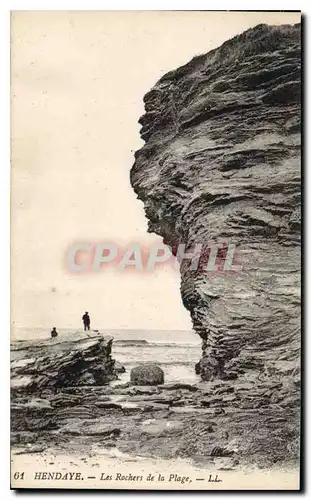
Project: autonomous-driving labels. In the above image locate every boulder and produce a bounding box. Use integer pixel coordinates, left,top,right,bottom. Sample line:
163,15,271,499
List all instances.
130,364,164,386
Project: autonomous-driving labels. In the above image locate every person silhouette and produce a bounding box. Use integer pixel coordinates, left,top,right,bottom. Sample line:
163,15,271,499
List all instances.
82,311,91,331
51,327,58,338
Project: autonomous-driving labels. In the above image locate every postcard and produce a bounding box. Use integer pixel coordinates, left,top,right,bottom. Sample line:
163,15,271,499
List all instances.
11,10,301,490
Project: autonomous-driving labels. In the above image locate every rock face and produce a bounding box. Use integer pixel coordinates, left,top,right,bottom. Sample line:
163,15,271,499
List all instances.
130,23,301,392
130,364,164,386
11,334,123,393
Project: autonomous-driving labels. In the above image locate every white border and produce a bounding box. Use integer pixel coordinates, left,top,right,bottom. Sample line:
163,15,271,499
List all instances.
2,0,308,10
1,2,308,498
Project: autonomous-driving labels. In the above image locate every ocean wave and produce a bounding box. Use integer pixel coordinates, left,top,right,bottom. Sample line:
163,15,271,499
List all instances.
148,343,199,348
118,361,196,367
114,340,199,348
114,340,149,346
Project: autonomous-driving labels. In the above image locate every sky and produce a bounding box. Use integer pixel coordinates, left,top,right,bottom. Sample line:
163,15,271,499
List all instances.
11,11,300,330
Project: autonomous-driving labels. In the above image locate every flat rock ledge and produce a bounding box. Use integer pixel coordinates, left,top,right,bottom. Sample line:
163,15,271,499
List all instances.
11,369,299,469
11,333,123,393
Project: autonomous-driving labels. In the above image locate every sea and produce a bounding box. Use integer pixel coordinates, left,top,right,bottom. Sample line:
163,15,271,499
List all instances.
11,327,202,385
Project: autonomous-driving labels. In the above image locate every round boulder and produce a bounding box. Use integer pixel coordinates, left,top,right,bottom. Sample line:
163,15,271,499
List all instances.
130,364,164,386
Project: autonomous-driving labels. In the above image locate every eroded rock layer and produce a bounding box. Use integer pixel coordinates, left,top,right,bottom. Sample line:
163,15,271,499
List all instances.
131,24,301,389
11,334,120,393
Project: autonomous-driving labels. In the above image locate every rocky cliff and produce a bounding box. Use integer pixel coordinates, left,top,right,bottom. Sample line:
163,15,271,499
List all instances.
131,23,301,396
11,334,120,393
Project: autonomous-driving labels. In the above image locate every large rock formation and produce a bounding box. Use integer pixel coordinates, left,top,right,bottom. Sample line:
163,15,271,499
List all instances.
11,334,121,393
131,23,301,393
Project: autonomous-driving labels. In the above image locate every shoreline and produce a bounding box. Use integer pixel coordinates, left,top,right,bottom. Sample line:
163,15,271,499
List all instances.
11,449,299,490
11,332,300,476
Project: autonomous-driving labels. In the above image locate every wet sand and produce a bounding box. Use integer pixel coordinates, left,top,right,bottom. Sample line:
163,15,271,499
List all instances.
11,448,299,490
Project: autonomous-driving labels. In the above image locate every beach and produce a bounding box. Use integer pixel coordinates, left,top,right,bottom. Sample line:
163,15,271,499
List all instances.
11,328,299,489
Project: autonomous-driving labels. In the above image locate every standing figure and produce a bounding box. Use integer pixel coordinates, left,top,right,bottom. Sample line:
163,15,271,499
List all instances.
51,327,58,338
82,311,91,331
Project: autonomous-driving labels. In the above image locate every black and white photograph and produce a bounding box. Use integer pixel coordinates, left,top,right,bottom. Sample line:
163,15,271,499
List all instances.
10,10,301,490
